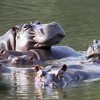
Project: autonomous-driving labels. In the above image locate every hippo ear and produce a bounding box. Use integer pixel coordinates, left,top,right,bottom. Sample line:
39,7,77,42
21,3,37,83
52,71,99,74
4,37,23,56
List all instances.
12,26,19,32
60,64,67,71
0,49,6,55
35,65,40,72
35,65,43,72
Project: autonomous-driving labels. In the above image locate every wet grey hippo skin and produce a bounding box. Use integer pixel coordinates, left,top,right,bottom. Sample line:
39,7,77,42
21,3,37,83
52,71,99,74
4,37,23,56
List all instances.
0,21,65,51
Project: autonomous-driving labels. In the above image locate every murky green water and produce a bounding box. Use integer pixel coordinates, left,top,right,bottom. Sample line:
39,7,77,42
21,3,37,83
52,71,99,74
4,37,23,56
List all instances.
0,0,100,100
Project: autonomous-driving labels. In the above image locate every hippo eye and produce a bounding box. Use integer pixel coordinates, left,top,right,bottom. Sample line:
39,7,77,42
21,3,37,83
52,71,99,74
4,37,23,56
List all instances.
35,21,42,24
37,21,41,24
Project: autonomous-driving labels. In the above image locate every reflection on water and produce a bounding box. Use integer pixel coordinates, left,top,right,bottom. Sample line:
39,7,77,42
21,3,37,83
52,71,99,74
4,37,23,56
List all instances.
0,0,100,100
0,67,35,100
0,65,100,100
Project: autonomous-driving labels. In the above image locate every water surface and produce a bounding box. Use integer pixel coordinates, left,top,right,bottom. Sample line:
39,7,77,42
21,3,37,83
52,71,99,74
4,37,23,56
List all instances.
0,0,100,100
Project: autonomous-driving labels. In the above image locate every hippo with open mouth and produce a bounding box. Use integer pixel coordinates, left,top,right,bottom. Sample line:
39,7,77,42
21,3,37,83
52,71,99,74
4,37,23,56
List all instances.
0,21,81,65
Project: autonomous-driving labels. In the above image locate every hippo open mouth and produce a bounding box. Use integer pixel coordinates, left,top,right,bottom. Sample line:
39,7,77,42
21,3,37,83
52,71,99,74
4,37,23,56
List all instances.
14,21,65,51
0,21,65,51
34,34,65,48
32,22,65,47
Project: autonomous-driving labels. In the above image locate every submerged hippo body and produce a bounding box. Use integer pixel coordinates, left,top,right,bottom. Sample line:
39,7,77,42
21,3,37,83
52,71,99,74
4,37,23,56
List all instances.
0,45,81,65
0,49,41,65
29,46,81,61
0,55,36,65
34,64,87,88
35,63,100,88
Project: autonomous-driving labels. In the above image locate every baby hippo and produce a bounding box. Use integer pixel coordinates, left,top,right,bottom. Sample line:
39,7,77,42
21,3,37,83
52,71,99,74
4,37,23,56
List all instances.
0,55,36,65
8,55,34,65
34,64,67,88
0,49,41,65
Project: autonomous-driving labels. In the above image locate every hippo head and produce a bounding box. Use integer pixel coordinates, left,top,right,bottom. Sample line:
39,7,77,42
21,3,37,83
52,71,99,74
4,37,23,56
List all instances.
8,55,34,65
34,64,67,88
15,21,65,51
87,40,100,59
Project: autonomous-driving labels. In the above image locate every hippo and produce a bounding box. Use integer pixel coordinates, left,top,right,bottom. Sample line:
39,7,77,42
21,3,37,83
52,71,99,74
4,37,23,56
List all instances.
34,61,100,88
0,45,81,65
0,55,35,65
0,21,65,51
86,40,100,63
0,21,82,64
87,40,100,57
0,49,42,65
34,64,90,88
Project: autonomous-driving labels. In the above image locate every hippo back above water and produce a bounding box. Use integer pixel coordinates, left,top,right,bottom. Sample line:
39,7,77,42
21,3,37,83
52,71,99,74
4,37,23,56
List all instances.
0,21,65,51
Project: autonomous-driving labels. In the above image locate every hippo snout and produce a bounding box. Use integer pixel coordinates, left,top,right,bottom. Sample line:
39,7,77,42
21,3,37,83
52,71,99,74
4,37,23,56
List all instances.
37,22,65,46
46,22,65,37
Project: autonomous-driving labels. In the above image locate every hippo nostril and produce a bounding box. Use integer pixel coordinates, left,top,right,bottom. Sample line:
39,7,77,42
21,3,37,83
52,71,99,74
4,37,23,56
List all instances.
0,63,2,66
0,49,5,54
16,59,19,61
